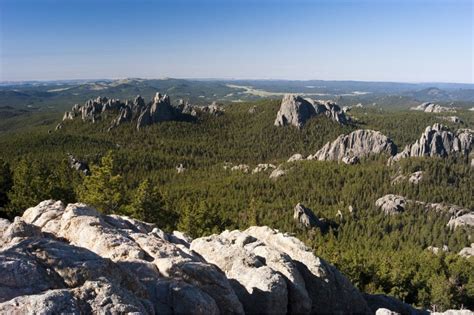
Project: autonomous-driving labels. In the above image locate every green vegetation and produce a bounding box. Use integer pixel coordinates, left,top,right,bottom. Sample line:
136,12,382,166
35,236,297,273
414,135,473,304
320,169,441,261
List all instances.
0,98,473,311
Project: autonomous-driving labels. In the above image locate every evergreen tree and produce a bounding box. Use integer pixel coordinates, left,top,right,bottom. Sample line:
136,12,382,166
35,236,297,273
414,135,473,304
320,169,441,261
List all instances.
0,159,12,208
7,159,50,216
126,179,177,229
76,151,125,214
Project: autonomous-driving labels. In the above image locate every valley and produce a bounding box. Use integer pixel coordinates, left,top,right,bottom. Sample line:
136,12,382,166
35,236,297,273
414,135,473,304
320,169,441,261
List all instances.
0,79,473,312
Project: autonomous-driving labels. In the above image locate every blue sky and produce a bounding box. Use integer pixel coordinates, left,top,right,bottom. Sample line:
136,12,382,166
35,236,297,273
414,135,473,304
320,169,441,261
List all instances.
0,0,472,82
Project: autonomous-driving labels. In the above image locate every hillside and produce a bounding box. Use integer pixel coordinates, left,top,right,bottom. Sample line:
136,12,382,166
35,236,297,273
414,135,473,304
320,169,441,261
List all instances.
0,94,473,312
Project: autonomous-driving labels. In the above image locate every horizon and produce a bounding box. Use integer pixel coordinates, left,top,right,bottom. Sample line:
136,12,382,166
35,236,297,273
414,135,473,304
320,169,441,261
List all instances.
2,76,474,86
1,0,473,83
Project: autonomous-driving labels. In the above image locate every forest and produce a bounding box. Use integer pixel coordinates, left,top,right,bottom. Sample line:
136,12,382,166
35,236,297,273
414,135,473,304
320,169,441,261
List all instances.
0,98,473,311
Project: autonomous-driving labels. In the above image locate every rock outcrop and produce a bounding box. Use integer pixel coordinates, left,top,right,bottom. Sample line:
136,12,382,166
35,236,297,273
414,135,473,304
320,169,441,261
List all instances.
375,194,407,215
136,93,180,130
0,200,395,314
375,194,472,221
447,212,474,230
293,203,328,230
439,116,463,124
390,124,472,163
252,164,276,174
410,102,456,113
308,130,397,163
191,226,371,314
1,200,244,314
67,154,90,176
269,166,287,180
274,94,348,128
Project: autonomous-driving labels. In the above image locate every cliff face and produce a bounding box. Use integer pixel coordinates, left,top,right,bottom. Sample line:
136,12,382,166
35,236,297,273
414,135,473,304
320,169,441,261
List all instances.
0,200,426,314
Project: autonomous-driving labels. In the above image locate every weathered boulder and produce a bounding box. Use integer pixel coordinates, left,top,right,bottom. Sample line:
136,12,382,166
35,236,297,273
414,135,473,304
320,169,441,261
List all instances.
308,130,397,162
375,194,407,215
274,94,348,128
390,124,472,163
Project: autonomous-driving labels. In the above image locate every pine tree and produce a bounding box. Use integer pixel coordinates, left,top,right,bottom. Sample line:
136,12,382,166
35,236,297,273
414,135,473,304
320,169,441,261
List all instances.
0,159,12,208
7,159,50,216
76,151,125,214
126,179,176,229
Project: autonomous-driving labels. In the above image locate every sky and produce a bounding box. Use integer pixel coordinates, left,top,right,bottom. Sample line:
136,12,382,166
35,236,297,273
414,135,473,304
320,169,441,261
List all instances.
0,0,472,83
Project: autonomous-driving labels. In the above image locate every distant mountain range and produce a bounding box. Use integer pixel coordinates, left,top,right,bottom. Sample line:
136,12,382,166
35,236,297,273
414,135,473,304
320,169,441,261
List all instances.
0,78,473,111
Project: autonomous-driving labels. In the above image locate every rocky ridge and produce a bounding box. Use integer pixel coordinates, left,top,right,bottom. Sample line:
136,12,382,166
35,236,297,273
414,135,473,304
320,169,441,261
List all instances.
0,200,433,314
61,93,223,131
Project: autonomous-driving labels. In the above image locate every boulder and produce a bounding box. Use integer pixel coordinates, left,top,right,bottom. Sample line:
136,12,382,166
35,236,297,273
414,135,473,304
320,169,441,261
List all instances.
252,164,276,174
230,164,250,173
176,163,186,174
408,171,423,184
293,203,328,230
308,130,397,162
447,212,474,230
67,154,90,176
459,244,474,258
375,194,407,215
269,166,287,180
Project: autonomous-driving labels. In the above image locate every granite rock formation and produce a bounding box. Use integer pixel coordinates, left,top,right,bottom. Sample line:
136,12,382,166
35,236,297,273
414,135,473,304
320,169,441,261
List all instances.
62,93,192,131
308,130,397,163
390,124,472,163
0,200,438,314
274,94,348,128
410,102,456,113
